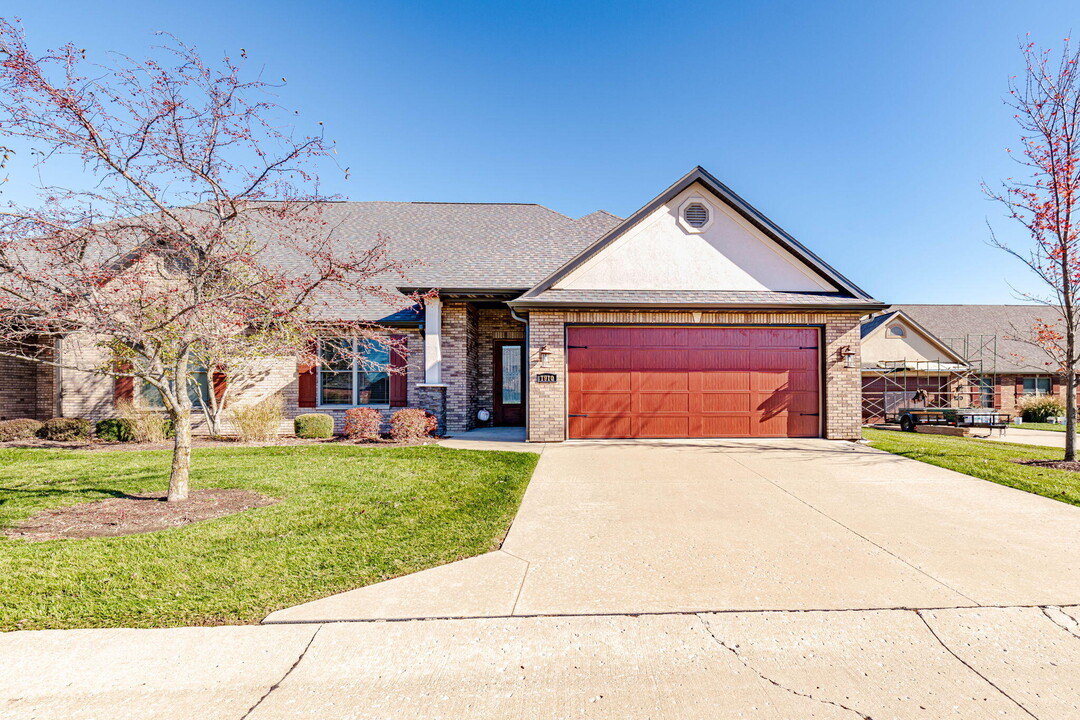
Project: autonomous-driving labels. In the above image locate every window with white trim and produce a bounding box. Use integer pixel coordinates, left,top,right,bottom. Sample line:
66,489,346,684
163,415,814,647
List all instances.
318,338,389,406
887,324,906,338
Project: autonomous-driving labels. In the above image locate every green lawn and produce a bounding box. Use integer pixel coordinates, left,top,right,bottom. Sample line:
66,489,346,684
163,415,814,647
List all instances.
1012,422,1067,432
0,444,537,631
863,428,1080,507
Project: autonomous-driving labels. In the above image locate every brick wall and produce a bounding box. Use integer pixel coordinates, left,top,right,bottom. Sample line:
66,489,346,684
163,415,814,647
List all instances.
0,338,56,421
477,307,526,424
526,309,865,442
51,328,427,436
441,302,479,432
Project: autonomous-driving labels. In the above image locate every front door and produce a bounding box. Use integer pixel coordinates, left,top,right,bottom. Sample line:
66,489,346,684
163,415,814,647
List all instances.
493,341,525,426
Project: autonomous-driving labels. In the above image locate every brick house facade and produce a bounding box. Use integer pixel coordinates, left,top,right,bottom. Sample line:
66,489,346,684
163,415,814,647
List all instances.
2,167,885,441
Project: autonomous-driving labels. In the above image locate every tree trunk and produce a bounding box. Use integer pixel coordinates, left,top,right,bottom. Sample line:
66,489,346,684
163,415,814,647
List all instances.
168,409,192,501
1067,368,1077,462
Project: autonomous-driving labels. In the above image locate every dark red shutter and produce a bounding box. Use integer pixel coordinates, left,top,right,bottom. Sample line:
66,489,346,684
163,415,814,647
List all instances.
389,334,408,407
212,370,227,402
114,361,134,403
298,340,318,408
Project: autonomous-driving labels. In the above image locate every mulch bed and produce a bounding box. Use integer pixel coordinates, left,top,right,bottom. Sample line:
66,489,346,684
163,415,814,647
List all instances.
1012,458,1080,473
4,489,277,542
0,436,439,452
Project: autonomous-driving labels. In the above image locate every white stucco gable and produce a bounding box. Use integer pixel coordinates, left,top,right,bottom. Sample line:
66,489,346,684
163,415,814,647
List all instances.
860,312,966,368
553,182,835,293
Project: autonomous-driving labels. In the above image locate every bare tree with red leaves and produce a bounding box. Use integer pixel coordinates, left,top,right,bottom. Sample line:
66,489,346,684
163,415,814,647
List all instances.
986,37,1080,461
0,20,410,500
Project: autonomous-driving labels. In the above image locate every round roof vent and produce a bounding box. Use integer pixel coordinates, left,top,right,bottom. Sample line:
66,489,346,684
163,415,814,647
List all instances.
683,202,709,228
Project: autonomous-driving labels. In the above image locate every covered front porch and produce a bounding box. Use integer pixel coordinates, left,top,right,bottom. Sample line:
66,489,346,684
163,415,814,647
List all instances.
414,294,528,435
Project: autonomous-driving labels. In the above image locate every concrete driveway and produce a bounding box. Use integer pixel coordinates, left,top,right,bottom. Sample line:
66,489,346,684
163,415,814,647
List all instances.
7,439,1080,719
267,438,1080,620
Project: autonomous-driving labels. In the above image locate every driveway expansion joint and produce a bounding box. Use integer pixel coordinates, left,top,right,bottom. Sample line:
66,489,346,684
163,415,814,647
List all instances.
695,613,873,720
725,452,981,607
915,610,1040,720
239,624,323,720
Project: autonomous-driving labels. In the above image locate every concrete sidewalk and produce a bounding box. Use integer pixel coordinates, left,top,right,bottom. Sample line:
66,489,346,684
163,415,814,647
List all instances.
983,426,1068,449
5,606,1080,719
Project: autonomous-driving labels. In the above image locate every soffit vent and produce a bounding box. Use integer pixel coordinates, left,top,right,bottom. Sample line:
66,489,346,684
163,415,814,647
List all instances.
684,202,709,228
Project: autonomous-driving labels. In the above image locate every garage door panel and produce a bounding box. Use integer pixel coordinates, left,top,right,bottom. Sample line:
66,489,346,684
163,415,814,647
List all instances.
757,328,818,347
571,349,633,370
638,415,691,437
637,372,689,392
632,327,688,347
572,327,636,347
638,393,690,413
566,326,820,439
755,350,817,371
700,415,753,436
577,392,633,414
573,370,632,393
571,415,633,439
701,392,752,412
633,349,689,371
691,349,752,370
700,371,752,391
687,327,751,347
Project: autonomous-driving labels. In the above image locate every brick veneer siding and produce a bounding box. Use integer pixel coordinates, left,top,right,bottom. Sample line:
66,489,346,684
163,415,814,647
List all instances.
476,307,526,425
441,302,479,433
0,338,57,421
525,309,865,442
50,328,428,436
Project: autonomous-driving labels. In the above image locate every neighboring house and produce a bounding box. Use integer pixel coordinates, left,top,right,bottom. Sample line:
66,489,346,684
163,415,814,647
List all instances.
0,167,885,440
860,304,1072,421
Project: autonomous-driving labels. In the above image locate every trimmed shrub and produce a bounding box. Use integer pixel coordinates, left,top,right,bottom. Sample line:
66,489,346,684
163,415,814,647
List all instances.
95,418,136,442
390,408,437,442
295,413,334,439
344,407,383,441
1018,396,1066,423
230,394,284,442
39,417,92,441
0,418,44,442
115,400,174,442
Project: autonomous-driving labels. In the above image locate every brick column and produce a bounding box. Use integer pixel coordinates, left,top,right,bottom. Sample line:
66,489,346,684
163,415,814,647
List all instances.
526,310,566,442
415,385,448,435
440,302,478,433
823,313,862,440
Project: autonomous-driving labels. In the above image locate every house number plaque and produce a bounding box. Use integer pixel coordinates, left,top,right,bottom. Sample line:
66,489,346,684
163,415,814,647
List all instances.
535,373,557,383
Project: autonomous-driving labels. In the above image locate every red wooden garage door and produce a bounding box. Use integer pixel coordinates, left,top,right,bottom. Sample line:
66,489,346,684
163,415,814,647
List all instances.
567,326,821,439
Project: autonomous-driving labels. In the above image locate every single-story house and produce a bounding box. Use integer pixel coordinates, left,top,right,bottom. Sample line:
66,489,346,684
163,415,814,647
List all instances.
860,304,1072,421
1,167,886,441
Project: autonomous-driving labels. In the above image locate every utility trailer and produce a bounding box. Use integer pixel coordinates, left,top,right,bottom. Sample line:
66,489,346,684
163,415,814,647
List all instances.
895,408,1011,435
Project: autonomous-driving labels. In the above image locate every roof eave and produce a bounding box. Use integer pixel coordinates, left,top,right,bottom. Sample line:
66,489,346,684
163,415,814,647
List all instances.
507,299,888,311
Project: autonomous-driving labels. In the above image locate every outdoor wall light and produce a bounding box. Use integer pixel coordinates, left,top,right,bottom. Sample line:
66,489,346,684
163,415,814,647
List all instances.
839,345,857,368
538,345,555,366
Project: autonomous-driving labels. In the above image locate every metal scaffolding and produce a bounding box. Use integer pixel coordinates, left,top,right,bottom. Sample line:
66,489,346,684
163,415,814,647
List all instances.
862,334,1000,424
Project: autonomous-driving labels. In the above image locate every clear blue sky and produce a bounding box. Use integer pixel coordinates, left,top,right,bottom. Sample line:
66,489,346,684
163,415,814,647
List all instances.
3,1,1076,303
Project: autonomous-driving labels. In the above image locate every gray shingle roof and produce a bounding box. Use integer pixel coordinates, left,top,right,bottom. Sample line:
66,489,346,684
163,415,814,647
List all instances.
893,304,1065,374
260,202,623,321
860,311,897,339
512,289,884,309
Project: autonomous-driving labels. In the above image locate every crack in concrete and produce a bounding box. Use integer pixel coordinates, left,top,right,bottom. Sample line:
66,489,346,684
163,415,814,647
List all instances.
239,624,322,720
695,614,873,720
1040,606,1080,641
915,610,1039,720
